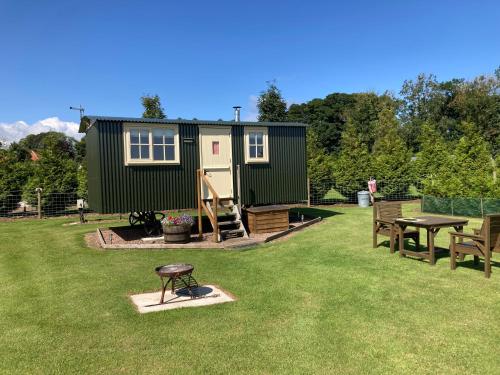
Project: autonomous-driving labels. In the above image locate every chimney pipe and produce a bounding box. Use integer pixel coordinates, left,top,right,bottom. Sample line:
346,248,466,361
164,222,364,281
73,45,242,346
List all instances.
233,106,241,122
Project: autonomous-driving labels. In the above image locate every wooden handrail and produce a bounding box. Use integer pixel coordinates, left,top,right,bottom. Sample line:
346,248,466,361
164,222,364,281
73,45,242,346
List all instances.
197,169,220,242
201,174,219,199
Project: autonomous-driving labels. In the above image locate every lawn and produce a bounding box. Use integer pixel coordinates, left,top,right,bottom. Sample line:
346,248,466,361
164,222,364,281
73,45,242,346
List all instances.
1,204,499,374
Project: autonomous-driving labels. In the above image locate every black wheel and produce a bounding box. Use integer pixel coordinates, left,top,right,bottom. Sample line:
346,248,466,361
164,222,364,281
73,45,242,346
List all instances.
129,212,142,226
143,211,164,236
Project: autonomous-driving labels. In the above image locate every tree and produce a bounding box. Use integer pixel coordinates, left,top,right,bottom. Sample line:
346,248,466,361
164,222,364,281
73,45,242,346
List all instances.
332,120,371,195
22,148,78,210
306,128,335,201
414,122,454,196
447,122,496,198
19,132,77,159
346,92,398,152
288,93,358,154
257,82,287,122
141,94,166,119
372,108,412,195
0,149,32,212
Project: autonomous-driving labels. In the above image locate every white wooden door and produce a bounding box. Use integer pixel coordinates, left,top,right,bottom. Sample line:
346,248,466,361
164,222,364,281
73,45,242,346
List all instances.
199,126,233,199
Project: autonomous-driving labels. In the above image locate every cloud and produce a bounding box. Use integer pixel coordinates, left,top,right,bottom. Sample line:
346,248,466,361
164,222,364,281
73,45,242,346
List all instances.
0,117,82,145
241,95,299,122
242,95,259,122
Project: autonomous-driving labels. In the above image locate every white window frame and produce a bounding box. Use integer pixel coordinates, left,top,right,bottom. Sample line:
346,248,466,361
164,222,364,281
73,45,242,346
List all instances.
244,127,269,163
123,123,180,165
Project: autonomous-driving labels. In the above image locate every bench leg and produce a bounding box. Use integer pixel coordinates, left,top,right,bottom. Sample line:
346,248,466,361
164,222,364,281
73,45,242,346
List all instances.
389,231,395,254
485,253,491,278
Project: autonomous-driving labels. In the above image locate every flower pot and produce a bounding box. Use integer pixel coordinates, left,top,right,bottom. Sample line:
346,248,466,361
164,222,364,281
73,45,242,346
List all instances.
163,224,191,244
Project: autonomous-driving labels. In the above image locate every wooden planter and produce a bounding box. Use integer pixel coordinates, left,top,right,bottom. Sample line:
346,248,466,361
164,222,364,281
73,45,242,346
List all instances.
163,224,191,244
246,205,289,234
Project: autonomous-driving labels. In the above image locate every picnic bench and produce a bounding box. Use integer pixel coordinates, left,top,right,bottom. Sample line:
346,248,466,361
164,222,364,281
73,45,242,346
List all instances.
373,202,420,253
450,214,500,278
395,216,468,265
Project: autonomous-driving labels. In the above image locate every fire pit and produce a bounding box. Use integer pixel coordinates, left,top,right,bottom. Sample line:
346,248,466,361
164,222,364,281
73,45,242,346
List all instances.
154,263,198,304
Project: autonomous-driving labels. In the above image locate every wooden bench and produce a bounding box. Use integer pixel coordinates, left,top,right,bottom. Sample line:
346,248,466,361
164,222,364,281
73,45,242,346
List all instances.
373,202,419,253
450,214,500,278
246,205,289,234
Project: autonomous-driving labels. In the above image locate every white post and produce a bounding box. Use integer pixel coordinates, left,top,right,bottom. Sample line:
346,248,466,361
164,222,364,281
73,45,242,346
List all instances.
236,165,242,213
307,176,311,207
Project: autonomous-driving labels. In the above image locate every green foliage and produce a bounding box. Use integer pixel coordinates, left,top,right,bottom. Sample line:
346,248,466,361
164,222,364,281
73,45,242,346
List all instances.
346,92,398,152
77,164,88,200
75,137,86,163
448,122,495,198
288,93,358,153
399,69,500,154
414,122,453,196
19,131,77,159
372,108,412,195
332,120,371,195
0,150,33,212
306,129,334,199
257,82,287,122
22,148,78,210
141,94,166,119
419,122,496,198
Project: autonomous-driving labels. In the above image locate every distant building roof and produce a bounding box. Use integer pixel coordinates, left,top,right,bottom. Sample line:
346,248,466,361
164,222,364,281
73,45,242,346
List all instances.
79,116,307,133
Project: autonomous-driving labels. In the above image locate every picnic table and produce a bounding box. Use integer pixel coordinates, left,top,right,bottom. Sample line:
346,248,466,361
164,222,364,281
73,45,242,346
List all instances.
395,216,469,265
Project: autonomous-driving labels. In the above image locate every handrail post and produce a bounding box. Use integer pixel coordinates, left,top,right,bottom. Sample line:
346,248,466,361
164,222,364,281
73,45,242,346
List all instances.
213,196,219,242
197,169,203,239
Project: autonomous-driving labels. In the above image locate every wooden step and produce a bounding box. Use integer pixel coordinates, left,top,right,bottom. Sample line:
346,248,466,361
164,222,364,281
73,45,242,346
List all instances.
220,229,245,239
218,220,241,227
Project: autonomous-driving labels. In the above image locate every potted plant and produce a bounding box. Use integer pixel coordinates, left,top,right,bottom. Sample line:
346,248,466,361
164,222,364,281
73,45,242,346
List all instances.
161,214,194,244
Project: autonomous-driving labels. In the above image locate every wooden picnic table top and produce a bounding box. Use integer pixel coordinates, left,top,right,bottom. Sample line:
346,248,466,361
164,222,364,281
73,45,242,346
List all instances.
395,215,469,229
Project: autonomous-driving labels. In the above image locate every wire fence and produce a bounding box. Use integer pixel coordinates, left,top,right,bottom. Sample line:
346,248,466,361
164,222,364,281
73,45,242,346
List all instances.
0,190,92,218
308,180,423,206
422,195,500,218
0,180,424,219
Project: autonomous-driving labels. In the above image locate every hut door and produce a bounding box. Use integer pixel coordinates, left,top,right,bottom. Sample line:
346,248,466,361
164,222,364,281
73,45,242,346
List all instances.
199,126,233,199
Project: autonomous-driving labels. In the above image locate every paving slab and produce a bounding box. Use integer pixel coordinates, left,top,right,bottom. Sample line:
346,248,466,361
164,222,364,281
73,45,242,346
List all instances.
129,285,235,313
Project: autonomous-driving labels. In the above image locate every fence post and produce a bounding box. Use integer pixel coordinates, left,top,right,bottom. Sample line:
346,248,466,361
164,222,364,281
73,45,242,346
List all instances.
451,198,454,216
35,188,42,219
307,176,311,207
480,198,484,218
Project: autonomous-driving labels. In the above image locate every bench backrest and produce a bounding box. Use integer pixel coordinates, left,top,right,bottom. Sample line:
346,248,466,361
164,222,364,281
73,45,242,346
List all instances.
374,202,402,222
485,214,500,252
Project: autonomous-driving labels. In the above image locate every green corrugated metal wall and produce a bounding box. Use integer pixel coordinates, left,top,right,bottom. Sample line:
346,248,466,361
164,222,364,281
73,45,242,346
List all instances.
86,125,102,211
86,120,307,213
232,126,307,205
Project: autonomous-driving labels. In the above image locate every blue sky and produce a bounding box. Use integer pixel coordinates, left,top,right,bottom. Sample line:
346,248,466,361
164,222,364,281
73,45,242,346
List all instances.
0,0,499,141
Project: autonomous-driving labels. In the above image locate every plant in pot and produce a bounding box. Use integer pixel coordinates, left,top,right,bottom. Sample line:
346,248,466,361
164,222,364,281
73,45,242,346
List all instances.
161,214,194,244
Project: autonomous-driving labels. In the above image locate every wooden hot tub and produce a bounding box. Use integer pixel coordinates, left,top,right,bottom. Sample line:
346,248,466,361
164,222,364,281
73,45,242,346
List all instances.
245,205,289,234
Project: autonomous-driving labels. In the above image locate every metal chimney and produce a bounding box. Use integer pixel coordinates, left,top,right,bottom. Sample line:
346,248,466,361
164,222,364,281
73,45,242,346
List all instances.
233,106,241,122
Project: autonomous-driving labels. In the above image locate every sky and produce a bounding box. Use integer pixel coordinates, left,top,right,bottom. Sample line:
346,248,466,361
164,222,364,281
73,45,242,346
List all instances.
0,0,499,143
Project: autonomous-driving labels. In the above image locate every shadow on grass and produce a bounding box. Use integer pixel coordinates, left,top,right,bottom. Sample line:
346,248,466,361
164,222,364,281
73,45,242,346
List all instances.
453,258,500,273
289,207,342,219
376,240,451,263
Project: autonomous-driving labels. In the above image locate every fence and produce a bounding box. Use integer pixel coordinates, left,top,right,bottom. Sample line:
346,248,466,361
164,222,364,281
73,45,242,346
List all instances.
0,190,91,218
0,180,424,219
308,180,423,206
422,195,500,218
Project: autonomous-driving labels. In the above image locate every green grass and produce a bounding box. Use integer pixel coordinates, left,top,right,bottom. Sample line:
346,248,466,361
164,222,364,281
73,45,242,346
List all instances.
1,204,500,374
